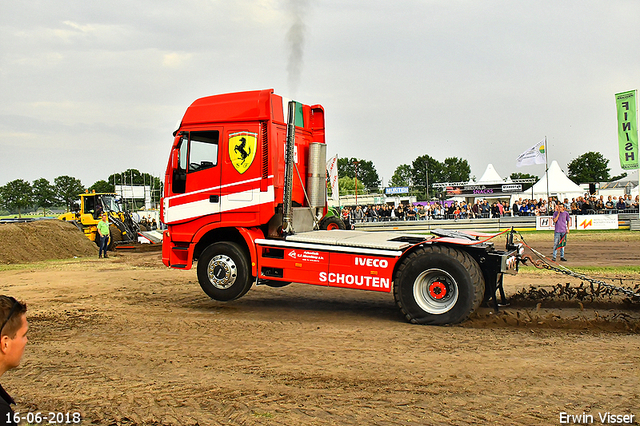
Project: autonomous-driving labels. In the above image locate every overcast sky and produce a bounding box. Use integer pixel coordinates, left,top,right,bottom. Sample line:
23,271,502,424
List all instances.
1,0,638,189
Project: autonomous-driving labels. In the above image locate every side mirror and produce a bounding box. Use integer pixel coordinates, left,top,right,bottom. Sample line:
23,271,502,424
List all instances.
172,149,180,169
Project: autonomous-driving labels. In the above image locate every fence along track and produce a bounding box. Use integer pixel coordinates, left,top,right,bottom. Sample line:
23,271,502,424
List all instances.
354,213,639,233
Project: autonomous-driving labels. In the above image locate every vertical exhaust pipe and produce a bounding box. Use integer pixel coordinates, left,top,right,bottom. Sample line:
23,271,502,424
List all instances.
282,101,296,235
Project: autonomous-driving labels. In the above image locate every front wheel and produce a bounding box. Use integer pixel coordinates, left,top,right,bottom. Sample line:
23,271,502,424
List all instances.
197,242,253,301
393,245,484,325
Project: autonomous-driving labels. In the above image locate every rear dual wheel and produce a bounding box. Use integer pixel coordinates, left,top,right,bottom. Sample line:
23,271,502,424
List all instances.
393,245,484,325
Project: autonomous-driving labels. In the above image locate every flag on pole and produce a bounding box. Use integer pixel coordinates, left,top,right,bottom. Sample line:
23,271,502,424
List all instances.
326,155,339,202
516,139,546,167
615,90,639,170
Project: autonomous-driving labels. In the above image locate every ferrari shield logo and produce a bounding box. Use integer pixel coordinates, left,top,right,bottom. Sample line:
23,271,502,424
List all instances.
228,131,257,174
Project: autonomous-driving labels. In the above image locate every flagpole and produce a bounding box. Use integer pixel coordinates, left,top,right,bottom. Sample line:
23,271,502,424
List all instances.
338,155,341,209
545,136,550,205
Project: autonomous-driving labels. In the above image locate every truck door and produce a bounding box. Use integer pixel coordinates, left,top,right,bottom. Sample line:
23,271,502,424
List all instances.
164,130,221,224
221,126,261,213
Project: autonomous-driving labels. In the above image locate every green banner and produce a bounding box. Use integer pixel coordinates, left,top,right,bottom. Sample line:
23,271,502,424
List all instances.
615,90,639,170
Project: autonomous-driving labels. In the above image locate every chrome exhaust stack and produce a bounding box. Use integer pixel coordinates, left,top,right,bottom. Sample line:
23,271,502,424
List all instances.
281,100,296,235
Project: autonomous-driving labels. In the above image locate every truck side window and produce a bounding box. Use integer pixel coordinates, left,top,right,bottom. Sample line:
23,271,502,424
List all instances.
178,136,188,171
188,131,219,173
172,136,189,194
84,196,94,214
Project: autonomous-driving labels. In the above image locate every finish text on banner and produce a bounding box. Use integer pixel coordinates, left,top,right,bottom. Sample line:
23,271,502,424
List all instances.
615,90,639,170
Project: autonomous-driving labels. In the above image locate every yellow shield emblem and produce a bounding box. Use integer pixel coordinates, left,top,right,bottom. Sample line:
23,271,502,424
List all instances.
228,132,257,174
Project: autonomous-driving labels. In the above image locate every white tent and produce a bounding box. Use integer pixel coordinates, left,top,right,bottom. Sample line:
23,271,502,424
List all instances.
512,160,584,202
477,164,504,184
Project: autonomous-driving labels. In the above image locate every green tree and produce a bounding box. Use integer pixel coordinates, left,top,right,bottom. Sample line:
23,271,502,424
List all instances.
610,172,627,181
32,178,57,216
108,169,162,188
337,158,380,192
0,179,33,217
411,154,443,198
567,151,610,184
54,175,85,212
388,164,413,187
108,169,163,205
89,180,114,193
337,176,364,196
441,157,471,183
510,172,538,181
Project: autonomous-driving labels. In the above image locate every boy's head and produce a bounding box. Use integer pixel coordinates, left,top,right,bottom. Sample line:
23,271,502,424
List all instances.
0,297,26,339
0,296,28,373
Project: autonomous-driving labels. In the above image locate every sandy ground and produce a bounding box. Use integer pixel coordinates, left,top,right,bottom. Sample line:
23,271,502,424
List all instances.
1,236,639,425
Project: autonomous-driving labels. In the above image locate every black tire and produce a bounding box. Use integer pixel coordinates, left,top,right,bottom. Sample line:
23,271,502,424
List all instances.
197,242,253,301
393,245,485,325
261,280,291,288
319,216,346,230
108,224,123,250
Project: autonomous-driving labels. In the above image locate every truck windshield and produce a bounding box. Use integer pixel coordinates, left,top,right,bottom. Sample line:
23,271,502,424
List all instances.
102,195,122,213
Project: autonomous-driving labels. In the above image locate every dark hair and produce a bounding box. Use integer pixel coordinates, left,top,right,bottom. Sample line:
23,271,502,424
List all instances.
0,296,27,339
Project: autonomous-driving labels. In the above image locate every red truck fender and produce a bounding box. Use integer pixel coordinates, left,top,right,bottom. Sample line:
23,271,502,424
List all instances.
236,227,265,277
191,224,264,277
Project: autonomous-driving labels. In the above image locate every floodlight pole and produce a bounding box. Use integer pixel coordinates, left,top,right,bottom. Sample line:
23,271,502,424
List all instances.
353,161,359,205
426,168,429,201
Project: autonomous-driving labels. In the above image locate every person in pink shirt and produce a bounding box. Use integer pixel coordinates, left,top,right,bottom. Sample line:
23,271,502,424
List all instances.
552,204,571,261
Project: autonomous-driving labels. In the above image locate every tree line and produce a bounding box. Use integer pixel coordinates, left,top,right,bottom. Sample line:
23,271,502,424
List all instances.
1,151,624,215
334,151,625,201
0,169,162,217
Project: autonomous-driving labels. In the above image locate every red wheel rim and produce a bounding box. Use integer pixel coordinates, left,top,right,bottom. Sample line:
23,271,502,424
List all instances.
429,281,447,300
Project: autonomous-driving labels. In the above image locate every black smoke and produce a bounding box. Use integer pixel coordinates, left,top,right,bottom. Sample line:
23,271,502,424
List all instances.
286,0,307,97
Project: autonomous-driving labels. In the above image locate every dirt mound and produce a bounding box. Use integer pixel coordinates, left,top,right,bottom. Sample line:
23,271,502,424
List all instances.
0,220,97,264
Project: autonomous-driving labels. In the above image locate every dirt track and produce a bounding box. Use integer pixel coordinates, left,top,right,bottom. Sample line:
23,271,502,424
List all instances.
1,236,639,425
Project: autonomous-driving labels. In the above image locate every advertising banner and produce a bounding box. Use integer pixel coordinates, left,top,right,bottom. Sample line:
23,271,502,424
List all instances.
385,187,409,195
574,214,619,230
115,185,150,199
446,183,525,196
615,90,639,170
536,215,618,231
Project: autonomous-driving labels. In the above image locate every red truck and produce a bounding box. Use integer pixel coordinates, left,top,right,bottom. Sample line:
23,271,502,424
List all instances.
161,89,522,325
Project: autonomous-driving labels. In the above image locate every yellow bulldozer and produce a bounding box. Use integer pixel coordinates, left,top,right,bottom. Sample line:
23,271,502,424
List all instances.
58,192,140,249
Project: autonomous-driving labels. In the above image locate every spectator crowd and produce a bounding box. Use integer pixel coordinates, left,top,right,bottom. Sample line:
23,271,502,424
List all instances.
139,215,158,230
339,194,640,226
